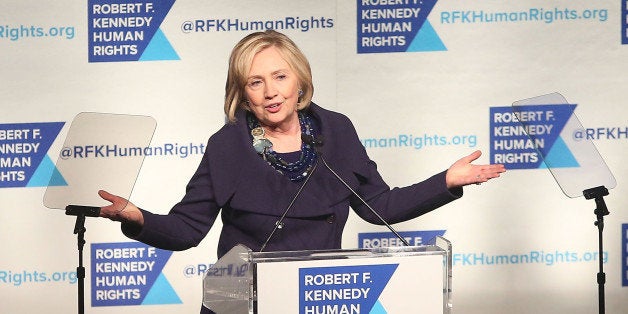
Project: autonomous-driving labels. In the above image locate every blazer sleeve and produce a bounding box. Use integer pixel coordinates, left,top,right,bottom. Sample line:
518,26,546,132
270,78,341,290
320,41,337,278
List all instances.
121,143,221,251
328,113,462,224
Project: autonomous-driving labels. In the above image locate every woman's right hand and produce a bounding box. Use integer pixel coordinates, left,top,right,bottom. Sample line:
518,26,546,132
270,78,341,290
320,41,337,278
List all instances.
98,190,144,226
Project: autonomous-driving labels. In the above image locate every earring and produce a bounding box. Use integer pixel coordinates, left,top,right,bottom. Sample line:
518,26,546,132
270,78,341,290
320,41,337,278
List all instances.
298,89,304,97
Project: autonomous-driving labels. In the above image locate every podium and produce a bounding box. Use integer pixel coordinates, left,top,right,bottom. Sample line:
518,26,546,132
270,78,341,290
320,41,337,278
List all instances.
203,237,452,314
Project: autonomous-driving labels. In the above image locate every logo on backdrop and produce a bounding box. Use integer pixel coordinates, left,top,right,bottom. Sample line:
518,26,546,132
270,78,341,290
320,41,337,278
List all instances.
88,0,179,62
0,122,65,188
91,242,181,307
622,224,628,287
358,230,446,248
489,105,577,169
357,0,446,53
299,264,397,314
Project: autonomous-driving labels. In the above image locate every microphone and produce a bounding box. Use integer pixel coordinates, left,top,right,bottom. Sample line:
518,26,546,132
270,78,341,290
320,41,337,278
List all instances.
301,134,410,246
259,146,319,252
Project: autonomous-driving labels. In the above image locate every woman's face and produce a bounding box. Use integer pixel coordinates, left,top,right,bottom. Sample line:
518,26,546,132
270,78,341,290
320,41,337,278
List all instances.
244,46,300,129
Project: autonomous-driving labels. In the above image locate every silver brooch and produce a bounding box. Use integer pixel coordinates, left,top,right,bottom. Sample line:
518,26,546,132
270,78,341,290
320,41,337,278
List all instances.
251,127,272,155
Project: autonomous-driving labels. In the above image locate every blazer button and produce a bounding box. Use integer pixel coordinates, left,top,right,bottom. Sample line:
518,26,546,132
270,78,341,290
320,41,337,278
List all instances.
326,214,336,224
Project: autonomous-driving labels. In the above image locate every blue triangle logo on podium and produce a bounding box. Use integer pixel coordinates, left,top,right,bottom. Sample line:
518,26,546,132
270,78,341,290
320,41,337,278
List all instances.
140,28,180,61
407,20,447,52
141,273,182,305
538,136,579,169
27,155,67,187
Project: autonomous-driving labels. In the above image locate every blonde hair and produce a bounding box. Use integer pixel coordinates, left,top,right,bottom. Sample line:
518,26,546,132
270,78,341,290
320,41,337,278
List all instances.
224,30,314,123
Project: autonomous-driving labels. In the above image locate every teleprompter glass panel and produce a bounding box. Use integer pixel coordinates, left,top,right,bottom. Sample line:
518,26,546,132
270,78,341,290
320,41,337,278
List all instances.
43,112,156,209
512,93,616,198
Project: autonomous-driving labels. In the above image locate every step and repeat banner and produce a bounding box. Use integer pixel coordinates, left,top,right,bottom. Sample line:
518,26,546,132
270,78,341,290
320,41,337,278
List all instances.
1,0,627,313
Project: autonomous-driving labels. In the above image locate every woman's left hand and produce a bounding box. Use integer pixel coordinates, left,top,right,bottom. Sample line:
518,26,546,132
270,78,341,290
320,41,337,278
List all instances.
445,150,506,188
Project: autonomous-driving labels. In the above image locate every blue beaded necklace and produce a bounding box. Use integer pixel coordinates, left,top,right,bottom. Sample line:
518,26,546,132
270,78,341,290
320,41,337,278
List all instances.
247,111,318,181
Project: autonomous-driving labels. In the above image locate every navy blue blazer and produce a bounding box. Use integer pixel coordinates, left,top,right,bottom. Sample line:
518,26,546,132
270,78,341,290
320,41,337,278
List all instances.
122,103,461,258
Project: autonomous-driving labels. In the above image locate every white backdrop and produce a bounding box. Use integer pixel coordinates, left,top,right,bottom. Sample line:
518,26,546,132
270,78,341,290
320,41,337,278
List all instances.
1,0,627,313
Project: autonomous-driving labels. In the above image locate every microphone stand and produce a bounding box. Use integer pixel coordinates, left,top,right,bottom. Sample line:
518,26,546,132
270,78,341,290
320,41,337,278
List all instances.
261,134,410,250
66,205,101,314
583,186,610,314
319,155,410,246
259,162,319,252
304,134,410,246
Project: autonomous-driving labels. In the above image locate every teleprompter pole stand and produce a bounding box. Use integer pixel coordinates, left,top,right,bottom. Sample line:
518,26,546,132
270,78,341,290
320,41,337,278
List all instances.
66,205,101,314
583,186,610,314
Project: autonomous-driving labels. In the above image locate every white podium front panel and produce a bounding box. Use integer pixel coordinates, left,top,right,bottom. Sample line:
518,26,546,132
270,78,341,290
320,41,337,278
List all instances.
255,254,443,314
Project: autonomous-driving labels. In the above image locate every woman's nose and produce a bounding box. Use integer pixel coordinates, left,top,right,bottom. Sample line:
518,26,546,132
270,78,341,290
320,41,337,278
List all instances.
264,82,278,99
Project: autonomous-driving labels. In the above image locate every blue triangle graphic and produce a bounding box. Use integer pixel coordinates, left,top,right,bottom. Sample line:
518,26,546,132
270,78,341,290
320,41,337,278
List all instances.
142,273,182,305
538,136,579,169
370,300,388,314
27,155,67,187
140,28,180,61
407,20,447,52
